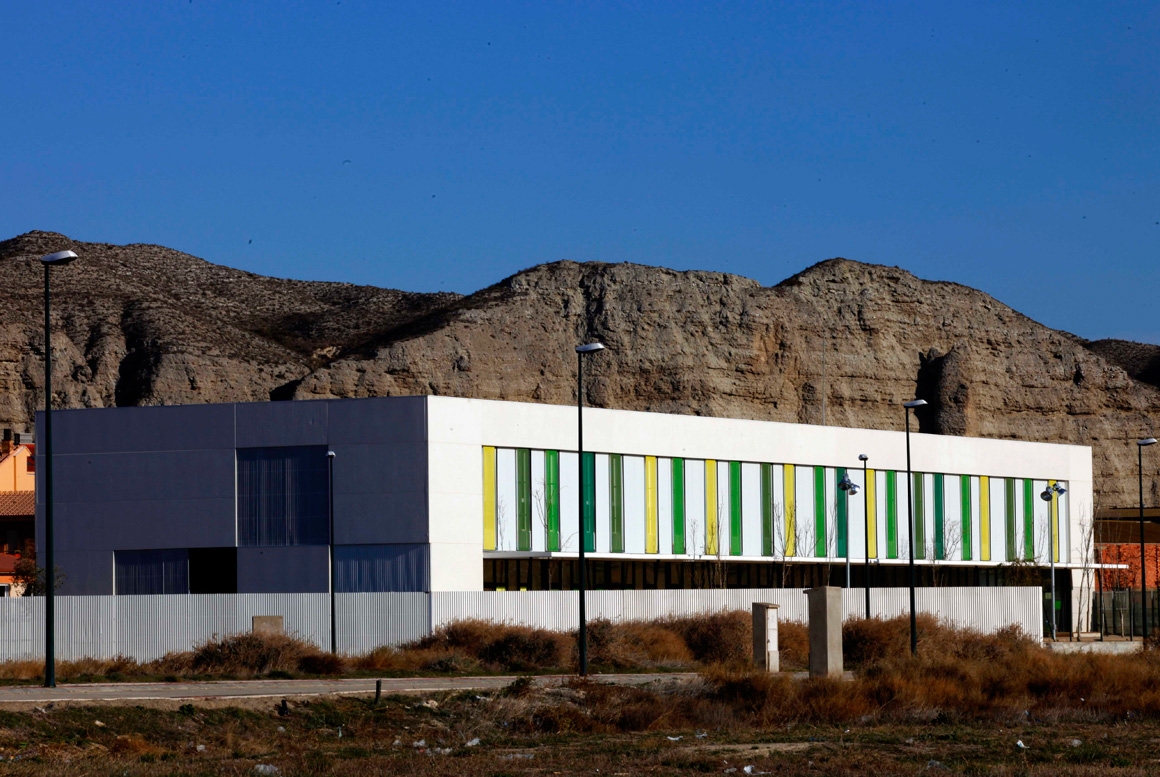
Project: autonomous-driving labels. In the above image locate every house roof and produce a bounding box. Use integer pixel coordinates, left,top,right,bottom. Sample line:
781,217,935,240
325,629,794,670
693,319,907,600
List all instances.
0,491,34,517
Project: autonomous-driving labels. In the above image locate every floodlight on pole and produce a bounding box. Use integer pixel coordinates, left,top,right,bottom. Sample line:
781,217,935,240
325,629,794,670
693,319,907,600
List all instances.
39,249,79,688
903,398,927,655
859,453,871,619
575,341,605,676
1138,438,1157,641
838,473,859,587
1041,482,1066,640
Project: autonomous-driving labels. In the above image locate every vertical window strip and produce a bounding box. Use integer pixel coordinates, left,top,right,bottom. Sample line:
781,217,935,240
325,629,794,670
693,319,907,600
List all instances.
836,467,848,558
545,450,560,552
1050,478,1059,563
980,475,990,562
582,452,597,553
814,466,826,557
672,458,686,554
516,449,532,551
1023,478,1035,560
933,473,945,560
645,456,659,554
483,447,497,551
960,474,972,561
609,454,624,553
730,461,743,556
886,470,897,559
705,460,719,556
913,473,926,560
760,463,773,556
784,464,796,557
866,469,877,558
1005,477,1017,561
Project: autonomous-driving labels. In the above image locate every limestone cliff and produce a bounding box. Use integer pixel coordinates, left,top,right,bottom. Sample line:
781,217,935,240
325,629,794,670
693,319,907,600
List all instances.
3,231,1158,509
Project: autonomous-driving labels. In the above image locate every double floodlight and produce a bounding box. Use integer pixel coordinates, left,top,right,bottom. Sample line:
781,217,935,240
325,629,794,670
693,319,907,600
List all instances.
838,473,859,496
858,453,869,462
1040,483,1067,502
40,250,78,266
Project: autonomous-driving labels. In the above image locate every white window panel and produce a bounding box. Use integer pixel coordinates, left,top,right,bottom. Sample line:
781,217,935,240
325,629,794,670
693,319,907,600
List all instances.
658,458,673,555
531,450,546,553
495,448,518,552
741,462,761,557
595,454,611,554
624,456,647,554
559,452,579,553
686,461,706,558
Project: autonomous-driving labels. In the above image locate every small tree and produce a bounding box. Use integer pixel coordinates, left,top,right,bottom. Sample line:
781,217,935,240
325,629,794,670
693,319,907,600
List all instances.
13,557,66,597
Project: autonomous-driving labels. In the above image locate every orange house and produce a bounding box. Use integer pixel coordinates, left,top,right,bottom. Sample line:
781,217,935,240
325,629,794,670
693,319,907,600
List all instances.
0,431,35,493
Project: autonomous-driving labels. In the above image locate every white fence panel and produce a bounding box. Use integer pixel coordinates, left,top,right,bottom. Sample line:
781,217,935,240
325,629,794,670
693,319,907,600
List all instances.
339,592,430,653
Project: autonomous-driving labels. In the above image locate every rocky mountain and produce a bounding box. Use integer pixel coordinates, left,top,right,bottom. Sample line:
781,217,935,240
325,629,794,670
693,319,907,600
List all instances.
3,231,1158,510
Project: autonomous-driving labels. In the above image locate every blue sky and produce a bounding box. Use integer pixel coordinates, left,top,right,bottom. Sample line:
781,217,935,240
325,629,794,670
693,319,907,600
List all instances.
2,2,1157,342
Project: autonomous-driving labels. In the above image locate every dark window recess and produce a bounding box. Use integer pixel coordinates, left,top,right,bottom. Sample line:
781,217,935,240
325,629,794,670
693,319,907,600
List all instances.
237,446,329,546
115,549,189,595
25,456,34,473
189,548,238,594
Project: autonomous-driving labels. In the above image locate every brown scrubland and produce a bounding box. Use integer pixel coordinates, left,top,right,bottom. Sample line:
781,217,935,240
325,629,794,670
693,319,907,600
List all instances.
3,614,1160,774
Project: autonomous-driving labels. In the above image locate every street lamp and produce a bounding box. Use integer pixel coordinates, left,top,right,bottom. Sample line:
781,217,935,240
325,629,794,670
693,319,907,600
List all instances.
1040,482,1067,641
838,473,859,588
39,249,77,689
575,342,604,676
903,398,928,655
1138,437,1157,640
327,450,337,654
859,453,871,619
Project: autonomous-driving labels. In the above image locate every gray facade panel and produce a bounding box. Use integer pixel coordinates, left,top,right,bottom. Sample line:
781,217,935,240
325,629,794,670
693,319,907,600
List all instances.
331,443,427,495
44,404,236,455
54,449,236,503
235,401,329,449
56,550,114,595
334,492,428,544
237,546,330,593
52,498,237,552
326,397,426,444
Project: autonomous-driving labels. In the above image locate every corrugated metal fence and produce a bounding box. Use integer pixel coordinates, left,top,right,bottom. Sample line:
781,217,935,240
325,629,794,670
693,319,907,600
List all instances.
0,587,1041,661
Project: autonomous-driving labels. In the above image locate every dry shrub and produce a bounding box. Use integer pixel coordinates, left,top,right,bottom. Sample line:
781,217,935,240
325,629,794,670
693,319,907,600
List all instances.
157,632,346,677
662,611,752,665
586,619,694,670
405,619,572,672
778,620,809,670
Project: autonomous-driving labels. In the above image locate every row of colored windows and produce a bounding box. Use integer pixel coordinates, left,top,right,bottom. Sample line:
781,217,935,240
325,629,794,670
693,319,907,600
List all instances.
482,447,1070,564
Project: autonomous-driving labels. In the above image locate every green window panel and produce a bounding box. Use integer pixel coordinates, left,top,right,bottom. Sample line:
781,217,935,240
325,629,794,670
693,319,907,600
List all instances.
609,454,624,553
886,471,898,559
516,448,532,551
672,458,686,555
1023,478,1035,560
913,473,925,560
760,463,773,557
836,467,849,558
814,466,827,557
1005,478,1016,562
582,452,596,553
545,450,561,552
960,474,972,561
730,461,743,556
933,473,945,560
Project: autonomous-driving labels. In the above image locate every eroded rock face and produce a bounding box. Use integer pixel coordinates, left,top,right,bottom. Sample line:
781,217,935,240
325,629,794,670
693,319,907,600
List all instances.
1,231,1158,509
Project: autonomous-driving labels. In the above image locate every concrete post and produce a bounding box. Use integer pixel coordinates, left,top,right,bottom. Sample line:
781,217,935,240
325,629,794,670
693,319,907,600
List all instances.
806,586,843,678
752,603,780,672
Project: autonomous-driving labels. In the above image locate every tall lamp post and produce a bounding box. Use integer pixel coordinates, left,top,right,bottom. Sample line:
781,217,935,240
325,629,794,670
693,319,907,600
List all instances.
1040,483,1067,641
1138,437,1157,640
40,249,78,689
838,473,859,587
327,450,337,654
859,453,871,619
575,342,604,677
903,398,927,655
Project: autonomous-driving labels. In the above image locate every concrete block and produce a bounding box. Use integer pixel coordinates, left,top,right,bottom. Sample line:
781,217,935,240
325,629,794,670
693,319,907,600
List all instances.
752,603,780,672
806,586,843,678
252,616,284,635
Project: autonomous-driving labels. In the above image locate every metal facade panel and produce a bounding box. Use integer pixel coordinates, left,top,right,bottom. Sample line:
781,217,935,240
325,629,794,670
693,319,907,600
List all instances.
326,397,427,444
235,401,329,448
54,497,238,552
237,546,330,593
49,403,236,455
56,449,237,503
